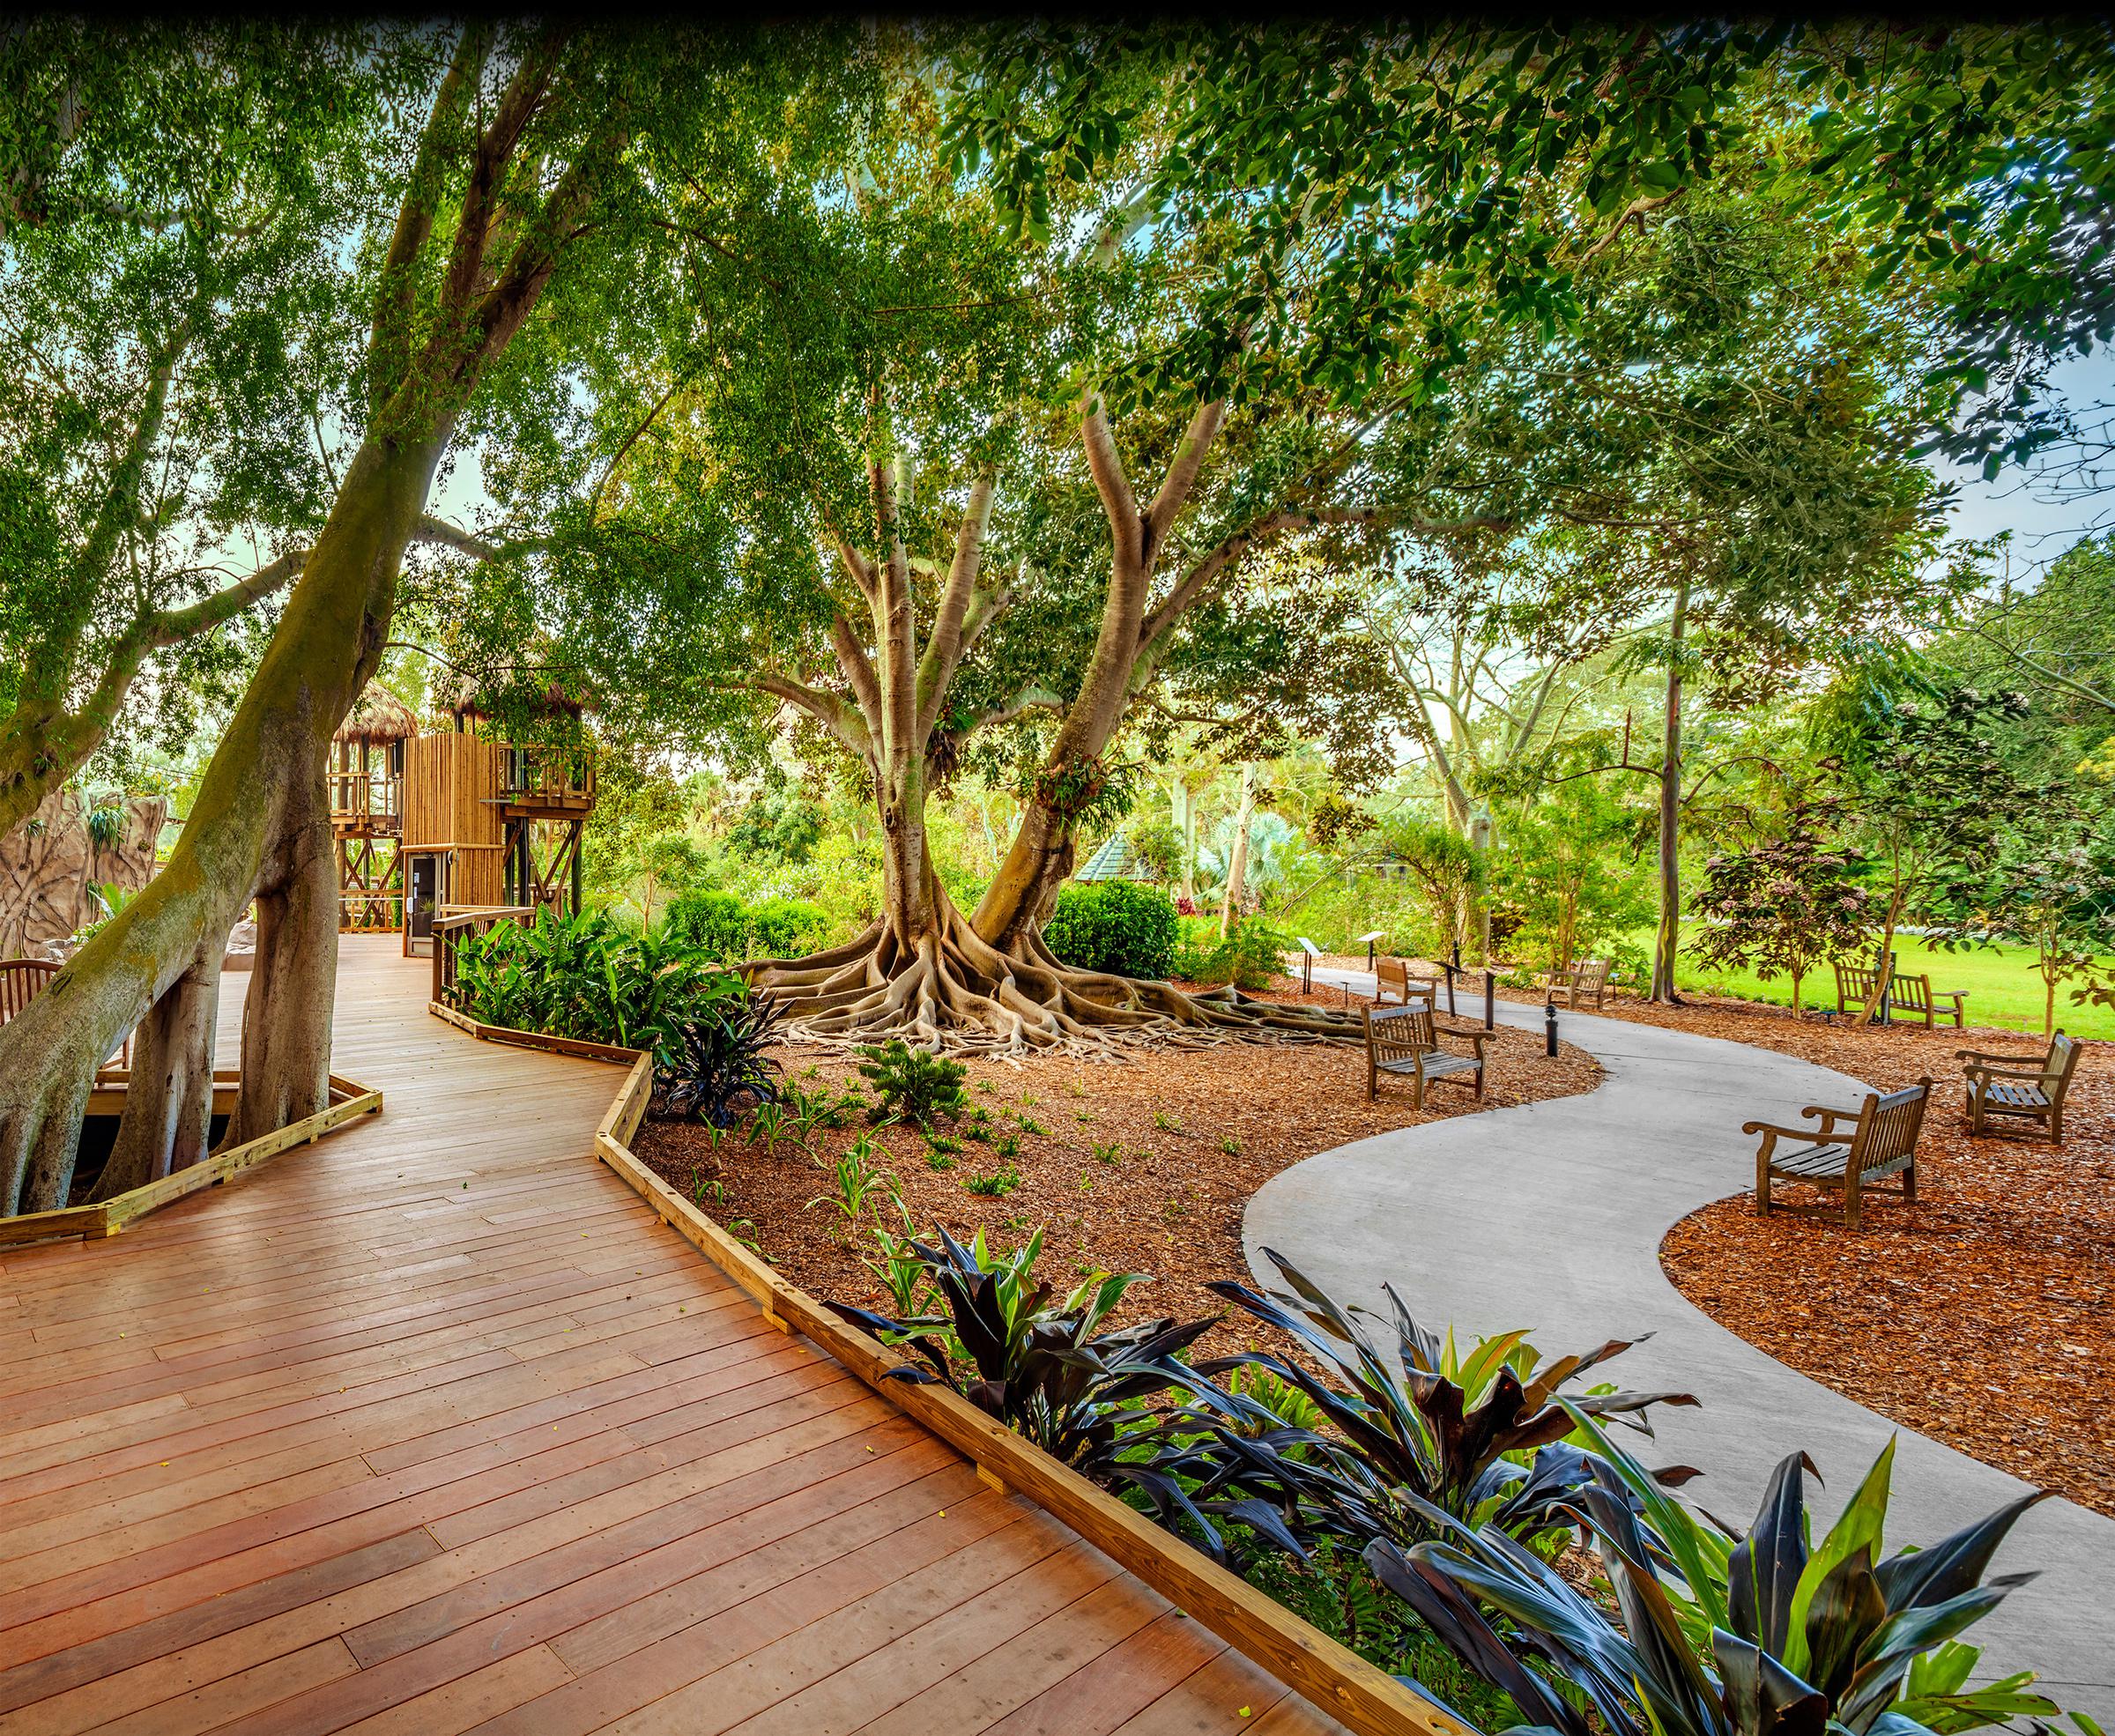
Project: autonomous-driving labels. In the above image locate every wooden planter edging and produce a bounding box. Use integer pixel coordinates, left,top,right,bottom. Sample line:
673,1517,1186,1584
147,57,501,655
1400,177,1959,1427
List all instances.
0,1073,382,1249
425,1000,1470,1736
427,1001,644,1065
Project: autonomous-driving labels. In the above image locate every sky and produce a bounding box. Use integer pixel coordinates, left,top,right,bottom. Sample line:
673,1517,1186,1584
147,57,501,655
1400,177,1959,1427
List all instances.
1933,346,2115,582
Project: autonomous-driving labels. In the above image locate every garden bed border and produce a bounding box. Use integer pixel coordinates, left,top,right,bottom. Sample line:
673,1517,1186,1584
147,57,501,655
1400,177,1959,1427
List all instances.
0,1070,382,1248
428,999,1467,1736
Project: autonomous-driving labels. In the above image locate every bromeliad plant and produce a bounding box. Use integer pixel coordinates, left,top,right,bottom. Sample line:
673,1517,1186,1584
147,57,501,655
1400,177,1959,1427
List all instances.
827,1225,1215,1479
1368,1406,2076,1736
655,988,785,1127
1188,1250,1697,1549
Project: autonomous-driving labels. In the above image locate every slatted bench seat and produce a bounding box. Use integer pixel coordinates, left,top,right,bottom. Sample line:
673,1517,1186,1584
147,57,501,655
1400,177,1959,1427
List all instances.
1364,1003,1488,1109
1746,1076,1931,1228
1959,1031,2080,1145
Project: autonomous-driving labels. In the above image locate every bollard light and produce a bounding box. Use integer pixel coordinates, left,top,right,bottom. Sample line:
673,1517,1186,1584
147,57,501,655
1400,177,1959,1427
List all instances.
1545,997,1558,1057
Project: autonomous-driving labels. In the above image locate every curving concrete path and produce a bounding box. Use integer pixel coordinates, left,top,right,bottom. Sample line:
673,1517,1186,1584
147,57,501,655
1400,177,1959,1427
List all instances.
1245,970,2113,1717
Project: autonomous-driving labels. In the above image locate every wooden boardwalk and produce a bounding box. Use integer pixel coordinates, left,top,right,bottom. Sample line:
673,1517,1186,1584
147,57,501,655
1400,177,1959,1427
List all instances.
0,937,1336,1735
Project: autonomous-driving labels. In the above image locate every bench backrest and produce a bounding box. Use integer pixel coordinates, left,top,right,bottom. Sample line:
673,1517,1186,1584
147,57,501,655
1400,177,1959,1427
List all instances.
1365,1003,1437,1056
1848,1076,1931,1176
0,958,57,1025
2044,1033,2082,1102
1376,956,1436,1004
1889,972,1934,1014
1836,953,1894,1005
1574,958,1611,990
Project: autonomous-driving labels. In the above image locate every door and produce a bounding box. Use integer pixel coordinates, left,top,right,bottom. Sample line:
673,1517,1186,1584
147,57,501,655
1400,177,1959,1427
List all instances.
405,853,440,955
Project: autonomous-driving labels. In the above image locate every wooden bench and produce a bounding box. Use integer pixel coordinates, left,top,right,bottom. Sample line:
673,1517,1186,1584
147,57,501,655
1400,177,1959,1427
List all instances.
1958,1032,2081,1145
1,958,57,1025
1833,956,1967,1028
1745,1077,1931,1228
1542,957,1612,1011
1374,955,1438,1008
1364,1004,1487,1109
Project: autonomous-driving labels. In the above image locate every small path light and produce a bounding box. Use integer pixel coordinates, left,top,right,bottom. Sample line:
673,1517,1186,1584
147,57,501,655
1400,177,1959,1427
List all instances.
1484,968,1495,1031
1546,996,1558,1057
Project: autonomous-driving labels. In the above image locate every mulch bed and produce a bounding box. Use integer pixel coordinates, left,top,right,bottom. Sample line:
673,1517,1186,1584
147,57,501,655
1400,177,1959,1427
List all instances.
1562,990,2115,1517
633,978,1600,1363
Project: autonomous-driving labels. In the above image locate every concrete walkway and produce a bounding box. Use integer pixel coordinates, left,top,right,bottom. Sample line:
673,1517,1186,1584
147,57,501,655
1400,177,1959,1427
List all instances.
1245,969,2113,1716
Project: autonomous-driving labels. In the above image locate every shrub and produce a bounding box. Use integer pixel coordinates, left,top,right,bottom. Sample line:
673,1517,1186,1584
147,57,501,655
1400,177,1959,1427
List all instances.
745,896,828,959
856,1039,968,1129
827,1225,1213,1477
1044,879,1178,979
660,888,829,963
1172,916,1289,990
661,889,751,959
454,907,731,1065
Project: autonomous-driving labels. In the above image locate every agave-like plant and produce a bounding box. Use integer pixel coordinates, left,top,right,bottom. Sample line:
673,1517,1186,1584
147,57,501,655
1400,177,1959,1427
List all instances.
1189,1250,1696,1548
828,1225,1215,1477
1369,1405,2074,1736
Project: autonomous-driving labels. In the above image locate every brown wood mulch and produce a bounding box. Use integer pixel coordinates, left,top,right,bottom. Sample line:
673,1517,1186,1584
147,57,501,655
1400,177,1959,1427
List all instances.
633,979,1600,1363
1564,990,2115,1518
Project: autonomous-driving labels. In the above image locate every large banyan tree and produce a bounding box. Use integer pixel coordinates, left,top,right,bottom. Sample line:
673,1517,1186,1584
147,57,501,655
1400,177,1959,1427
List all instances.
0,20,848,1213
437,22,1782,1052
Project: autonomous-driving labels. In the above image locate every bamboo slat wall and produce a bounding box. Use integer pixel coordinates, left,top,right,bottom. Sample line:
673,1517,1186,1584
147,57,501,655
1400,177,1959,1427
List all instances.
402,735,507,851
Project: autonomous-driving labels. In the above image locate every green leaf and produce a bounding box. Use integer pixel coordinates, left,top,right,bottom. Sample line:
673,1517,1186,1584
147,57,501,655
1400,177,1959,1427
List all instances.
1783,1436,1893,1678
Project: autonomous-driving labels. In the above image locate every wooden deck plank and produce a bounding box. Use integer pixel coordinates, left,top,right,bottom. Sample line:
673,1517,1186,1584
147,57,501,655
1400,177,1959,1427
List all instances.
0,937,1333,1735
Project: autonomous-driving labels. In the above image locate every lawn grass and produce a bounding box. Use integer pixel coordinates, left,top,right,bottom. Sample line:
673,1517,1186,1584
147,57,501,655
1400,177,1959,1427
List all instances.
1673,934,2111,1040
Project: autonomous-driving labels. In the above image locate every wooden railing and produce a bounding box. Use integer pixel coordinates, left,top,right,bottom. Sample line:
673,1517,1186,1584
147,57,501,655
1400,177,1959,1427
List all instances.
499,744,596,806
338,890,403,932
328,768,402,831
429,904,536,1008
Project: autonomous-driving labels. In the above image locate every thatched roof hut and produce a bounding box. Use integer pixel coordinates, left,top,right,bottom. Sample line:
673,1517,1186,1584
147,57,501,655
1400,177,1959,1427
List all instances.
334,685,419,746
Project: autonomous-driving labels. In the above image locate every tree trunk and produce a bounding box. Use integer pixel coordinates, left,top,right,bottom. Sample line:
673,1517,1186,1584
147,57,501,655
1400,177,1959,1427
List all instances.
90,936,221,1201
1651,580,1689,1004
1220,761,1258,939
1173,774,1196,903
227,767,345,1146
0,434,445,1213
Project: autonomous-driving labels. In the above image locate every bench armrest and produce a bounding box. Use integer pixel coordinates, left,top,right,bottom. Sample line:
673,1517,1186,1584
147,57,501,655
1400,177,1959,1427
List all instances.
1963,1065,2045,1082
1741,1119,1818,1142
1955,1046,2026,1063
1436,1026,1490,1057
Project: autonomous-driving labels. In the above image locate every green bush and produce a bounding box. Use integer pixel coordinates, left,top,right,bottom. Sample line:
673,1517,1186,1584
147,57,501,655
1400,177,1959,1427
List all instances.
662,888,751,958
1171,916,1289,990
660,888,828,962
454,906,737,1065
746,896,828,958
1045,880,1177,979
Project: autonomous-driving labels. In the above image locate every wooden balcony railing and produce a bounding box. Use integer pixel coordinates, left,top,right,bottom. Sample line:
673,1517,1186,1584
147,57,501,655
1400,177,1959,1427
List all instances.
328,768,403,831
499,745,596,807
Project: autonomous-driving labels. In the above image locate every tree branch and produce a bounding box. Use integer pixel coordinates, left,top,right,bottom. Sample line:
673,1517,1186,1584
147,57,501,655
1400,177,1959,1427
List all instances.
1142,399,1228,554
914,474,997,742
1080,385,1140,565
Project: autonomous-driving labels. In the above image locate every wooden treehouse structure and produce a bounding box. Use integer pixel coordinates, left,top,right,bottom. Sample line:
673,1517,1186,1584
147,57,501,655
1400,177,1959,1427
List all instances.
330,686,416,933
399,670,597,956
